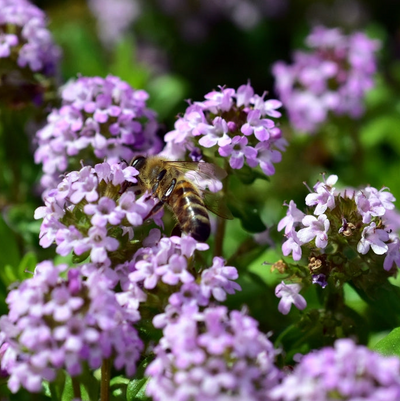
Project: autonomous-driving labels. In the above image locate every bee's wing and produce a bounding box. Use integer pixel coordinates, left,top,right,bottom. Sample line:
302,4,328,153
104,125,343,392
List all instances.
203,191,234,220
162,161,227,181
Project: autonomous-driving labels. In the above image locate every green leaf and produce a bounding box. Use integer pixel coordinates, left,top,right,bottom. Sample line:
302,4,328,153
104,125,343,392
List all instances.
51,21,107,77
48,370,66,400
147,75,188,120
126,377,149,401
17,252,37,280
227,197,266,233
0,265,18,287
350,281,400,328
360,115,400,152
109,38,149,89
61,376,78,401
231,164,269,185
110,376,130,400
0,216,19,270
126,356,153,401
78,366,99,401
372,327,400,357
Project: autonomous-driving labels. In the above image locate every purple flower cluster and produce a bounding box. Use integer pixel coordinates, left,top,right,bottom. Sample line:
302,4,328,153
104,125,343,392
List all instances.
146,305,280,401
34,161,156,267
88,0,141,47
34,75,161,191
278,174,400,288
0,261,143,393
129,229,240,300
155,0,287,41
271,339,400,400
162,82,286,176
0,0,60,76
272,26,380,133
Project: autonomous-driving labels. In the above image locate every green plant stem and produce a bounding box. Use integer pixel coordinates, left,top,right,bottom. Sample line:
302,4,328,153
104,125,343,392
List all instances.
71,377,81,399
101,358,111,401
214,215,226,257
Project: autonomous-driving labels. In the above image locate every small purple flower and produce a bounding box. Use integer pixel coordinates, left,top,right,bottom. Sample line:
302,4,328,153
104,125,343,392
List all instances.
312,274,328,288
84,197,123,227
157,254,194,286
297,214,330,249
305,174,337,215
0,33,18,57
282,228,303,261
384,236,400,271
241,109,279,141
275,281,307,315
356,186,396,224
250,140,283,176
199,256,241,302
55,226,85,257
80,226,120,263
357,222,389,255
198,116,231,148
278,200,306,234
219,135,253,170
200,87,236,113
70,166,99,204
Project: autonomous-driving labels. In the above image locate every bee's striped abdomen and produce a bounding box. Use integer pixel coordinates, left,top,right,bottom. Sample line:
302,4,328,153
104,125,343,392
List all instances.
166,179,211,242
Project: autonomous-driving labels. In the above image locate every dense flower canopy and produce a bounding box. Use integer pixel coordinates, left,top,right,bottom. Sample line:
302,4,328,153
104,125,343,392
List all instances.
1,0,400,399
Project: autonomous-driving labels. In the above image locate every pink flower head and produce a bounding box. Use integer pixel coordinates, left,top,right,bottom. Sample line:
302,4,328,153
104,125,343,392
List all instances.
275,281,307,315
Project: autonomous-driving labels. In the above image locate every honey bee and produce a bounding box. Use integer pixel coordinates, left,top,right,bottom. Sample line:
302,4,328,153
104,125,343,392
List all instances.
130,156,232,242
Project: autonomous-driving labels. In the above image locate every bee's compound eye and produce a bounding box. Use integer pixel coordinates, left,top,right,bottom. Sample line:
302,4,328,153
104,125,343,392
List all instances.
131,156,146,170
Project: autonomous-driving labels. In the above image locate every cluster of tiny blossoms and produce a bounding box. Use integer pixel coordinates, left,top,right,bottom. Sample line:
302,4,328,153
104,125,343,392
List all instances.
88,0,140,47
154,0,287,41
146,304,280,401
278,174,400,288
162,82,286,176
0,0,60,107
0,261,143,393
122,228,241,304
136,231,281,401
272,26,380,133
35,75,161,191
34,161,157,269
0,0,60,75
271,338,400,400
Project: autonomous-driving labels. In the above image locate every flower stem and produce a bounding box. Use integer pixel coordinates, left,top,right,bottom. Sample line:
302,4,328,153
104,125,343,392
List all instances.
71,377,81,399
101,358,111,401
214,215,226,257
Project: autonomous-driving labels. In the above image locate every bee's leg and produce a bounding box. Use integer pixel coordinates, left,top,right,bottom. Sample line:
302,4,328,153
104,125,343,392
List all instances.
119,181,132,194
170,224,182,237
161,178,176,202
151,169,167,194
143,200,165,220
